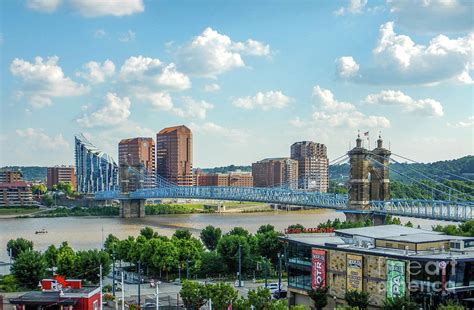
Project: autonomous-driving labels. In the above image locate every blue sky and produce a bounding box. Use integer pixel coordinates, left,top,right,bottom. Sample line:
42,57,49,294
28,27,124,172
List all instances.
0,0,473,167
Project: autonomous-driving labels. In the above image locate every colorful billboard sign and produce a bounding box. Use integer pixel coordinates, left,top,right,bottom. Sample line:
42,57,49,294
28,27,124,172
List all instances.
346,254,363,292
386,260,406,298
311,249,326,289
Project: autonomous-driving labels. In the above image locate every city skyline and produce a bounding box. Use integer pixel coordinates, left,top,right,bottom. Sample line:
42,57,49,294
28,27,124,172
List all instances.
0,0,473,168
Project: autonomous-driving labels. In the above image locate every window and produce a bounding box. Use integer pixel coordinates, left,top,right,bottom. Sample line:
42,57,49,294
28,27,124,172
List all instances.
94,300,98,310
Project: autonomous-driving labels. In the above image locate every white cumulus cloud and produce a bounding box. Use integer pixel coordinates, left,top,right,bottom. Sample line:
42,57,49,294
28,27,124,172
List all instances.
334,0,367,15
448,116,474,128
176,27,271,77
77,93,131,127
312,85,390,129
70,0,144,17
76,59,115,84
335,56,360,79
204,83,220,92
190,122,248,143
388,0,473,34
173,97,214,119
26,0,61,12
16,128,69,150
134,90,173,111
10,56,89,108
364,90,444,117
119,55,191,91
233,91,291,110
337,22,474,85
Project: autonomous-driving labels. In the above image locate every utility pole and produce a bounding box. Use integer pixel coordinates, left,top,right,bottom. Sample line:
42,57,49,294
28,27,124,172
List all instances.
238,244,242,287
99,264,103,310
121,272,125,310
264,258,268,288
137,261,141,307
178,266,181,282
278,253,282,297
112,251,116,296
155,282,159,310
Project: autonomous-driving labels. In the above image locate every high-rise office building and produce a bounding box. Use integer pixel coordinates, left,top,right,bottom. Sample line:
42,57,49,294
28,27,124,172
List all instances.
290,141,329,192
156,125,193,186
75,134,118,193
47,166,76,190
252,158,298,188
118,137,156,191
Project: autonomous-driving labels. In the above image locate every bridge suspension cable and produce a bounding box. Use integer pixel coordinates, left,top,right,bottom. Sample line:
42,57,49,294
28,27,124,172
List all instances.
368,156,473,202
391,152,474,188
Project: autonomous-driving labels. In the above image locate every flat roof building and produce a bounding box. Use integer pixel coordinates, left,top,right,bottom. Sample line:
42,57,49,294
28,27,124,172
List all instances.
47,166,76,190
196,172,253,187
118,137,156,191
252,158,298,188
281,225,474,309
156,125,193,186
291,141,329,192
0,181,35,207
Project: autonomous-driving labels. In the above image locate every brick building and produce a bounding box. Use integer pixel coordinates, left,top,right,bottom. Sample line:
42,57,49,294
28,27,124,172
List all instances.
47,166,76,190
196,171,253,187
252,158,298,188
118,137,156,191
156,125,193,186
290,141,329,192
0,170,34,207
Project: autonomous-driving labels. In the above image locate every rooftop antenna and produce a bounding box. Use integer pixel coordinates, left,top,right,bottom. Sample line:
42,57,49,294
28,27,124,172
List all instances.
389,141,391,150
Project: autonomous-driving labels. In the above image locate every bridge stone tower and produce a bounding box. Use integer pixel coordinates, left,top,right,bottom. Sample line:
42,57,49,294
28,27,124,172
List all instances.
119,161,146,218
346,134,390,224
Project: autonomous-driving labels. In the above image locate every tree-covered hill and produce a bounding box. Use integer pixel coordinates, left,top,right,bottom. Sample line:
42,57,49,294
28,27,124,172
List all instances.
0,166,48,181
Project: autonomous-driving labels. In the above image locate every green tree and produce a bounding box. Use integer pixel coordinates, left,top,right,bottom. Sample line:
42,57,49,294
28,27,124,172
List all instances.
200,225,222,251
173,237,204,272
42,194,54,206
151,239,179,278
11,250,46,289
116,236,135,262
174,229,192,240
206,282,238,309
180,280,208,309
140,226,156,240
383,297,418,310
56,181,74,195
43,244,58,269
104,234,120,255
75,250,111,283
290,306,309,310
287,224,305,230
308,287,329,310
31,184,47,195
345,290,370,310
199,251,226,278
216,235,250,272
227,227,250,238
255,229,283,264
257,224,275,234
56,241,76,277
7,238,33,259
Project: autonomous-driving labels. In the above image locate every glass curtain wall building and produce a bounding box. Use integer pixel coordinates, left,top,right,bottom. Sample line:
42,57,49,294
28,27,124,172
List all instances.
75,134,118,193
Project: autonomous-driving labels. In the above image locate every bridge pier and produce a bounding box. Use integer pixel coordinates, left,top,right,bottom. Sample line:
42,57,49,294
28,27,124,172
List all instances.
121,199,146,218
344,211,387,225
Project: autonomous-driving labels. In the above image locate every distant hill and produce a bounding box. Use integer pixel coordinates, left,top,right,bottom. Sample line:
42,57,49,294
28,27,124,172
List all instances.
0,166,48,181
330,155,474,182
3,155,472,183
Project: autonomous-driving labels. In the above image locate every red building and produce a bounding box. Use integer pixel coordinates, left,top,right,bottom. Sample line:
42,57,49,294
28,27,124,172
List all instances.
47,166,76,190
10,278,101,310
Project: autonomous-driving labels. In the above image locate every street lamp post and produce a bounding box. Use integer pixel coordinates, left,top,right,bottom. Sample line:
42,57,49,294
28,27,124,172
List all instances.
112,251,116,297
278,253,282,297
264,258,268,288
238,244,242,287
137,261,141,307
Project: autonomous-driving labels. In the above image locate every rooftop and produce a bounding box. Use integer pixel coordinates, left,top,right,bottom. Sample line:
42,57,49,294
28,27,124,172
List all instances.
335,224,442,239
378,233,473,243
158,125,191,134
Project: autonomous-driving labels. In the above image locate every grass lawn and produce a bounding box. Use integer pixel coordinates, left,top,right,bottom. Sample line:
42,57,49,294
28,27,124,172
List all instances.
0,207,39,216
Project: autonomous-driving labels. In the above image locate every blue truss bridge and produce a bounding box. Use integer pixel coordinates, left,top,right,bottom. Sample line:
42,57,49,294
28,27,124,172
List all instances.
94,142,474,221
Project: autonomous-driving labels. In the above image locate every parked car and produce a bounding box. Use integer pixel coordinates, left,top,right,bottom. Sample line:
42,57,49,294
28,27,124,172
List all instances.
272,290,287,300
262,283,282,293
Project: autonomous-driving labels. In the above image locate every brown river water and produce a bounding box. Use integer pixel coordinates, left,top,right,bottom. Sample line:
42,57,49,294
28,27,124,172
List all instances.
0,209,458,263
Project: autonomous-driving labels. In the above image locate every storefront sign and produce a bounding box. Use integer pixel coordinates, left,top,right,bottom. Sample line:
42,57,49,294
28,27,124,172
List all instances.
346,254,363,292
387,260,406,298
285,227,334,234
311,249,326,289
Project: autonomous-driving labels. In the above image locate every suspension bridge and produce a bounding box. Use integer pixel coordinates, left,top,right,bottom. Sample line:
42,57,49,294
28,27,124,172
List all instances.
95,135,473,221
